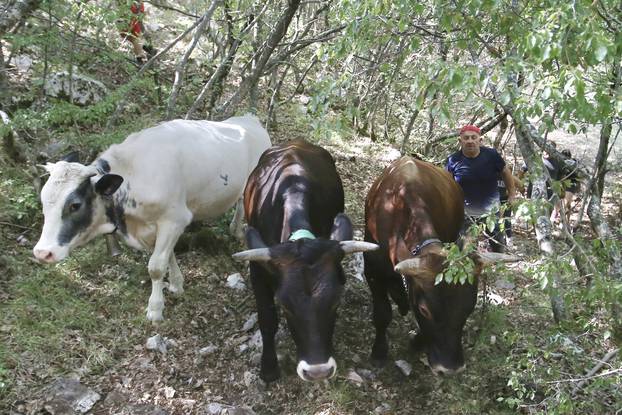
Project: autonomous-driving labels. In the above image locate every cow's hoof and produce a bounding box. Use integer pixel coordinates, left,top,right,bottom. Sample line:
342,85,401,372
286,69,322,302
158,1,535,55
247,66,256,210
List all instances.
167,284,184,295
409,334,426,352
371,355,388,368
259,368,280,382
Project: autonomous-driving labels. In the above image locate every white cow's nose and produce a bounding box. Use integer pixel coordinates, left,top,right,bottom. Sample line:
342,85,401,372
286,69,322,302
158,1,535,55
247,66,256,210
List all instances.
33,248,56,263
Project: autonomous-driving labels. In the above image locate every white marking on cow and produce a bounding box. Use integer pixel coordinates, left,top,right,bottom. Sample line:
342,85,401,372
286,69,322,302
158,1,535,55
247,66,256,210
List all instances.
296,357,337,381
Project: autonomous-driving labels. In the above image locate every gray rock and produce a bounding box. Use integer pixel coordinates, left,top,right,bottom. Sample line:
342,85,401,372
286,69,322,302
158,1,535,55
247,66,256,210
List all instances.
226,273,246,290
43,71,108,106
242,313,258,331
247,330,262,350
357,368,375,380
494,279,516,290
199,344,218,355
395,360,413,377
374,403,392,414
39,378,101,414
205,402,224,415
11,54,33,72
223,407,256,415
346,369,363,384
146,334,167,354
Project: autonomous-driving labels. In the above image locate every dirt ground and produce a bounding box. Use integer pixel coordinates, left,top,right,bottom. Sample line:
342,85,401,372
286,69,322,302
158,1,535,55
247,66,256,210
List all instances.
2,121,620,415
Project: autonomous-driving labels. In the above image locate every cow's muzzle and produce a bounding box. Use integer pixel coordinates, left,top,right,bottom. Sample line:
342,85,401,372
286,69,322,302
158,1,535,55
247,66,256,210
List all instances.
296,357,337,381
33,247,57,263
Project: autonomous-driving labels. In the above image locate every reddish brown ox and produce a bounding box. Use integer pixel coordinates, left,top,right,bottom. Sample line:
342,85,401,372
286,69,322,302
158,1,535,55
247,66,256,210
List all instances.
364,156,510,374
233,140,377,382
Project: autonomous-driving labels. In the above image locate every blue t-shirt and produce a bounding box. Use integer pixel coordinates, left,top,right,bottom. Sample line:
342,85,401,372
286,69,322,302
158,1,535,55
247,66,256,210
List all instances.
446,146,506,216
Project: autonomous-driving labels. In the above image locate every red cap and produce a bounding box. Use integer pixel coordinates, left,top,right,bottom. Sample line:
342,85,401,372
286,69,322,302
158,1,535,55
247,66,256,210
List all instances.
460,125,481,135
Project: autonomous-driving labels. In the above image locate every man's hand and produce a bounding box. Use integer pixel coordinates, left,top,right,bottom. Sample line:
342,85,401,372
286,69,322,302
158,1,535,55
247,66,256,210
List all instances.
501,166,517,204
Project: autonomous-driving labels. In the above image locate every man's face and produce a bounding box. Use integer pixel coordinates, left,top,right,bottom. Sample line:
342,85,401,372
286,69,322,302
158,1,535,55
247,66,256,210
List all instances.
459,132,482,157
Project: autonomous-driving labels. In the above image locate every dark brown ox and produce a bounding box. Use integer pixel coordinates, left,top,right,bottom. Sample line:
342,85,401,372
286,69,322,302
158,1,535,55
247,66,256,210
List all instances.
233,140,377,382
364,156,512,374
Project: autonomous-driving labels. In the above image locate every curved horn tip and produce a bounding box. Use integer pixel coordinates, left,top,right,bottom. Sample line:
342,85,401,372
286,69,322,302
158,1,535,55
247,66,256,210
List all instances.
394,258,422,274
340,241,379,254
231,248,271,262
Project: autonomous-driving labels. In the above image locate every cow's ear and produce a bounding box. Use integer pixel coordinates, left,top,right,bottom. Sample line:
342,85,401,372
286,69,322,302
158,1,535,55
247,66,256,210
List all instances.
61,151,80,163
94,174,123,196
246,227,267,249
330,213,353,241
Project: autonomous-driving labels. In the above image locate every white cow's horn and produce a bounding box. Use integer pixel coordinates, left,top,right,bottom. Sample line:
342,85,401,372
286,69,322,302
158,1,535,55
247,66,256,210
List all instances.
340,241,379,255
82,165,99,178
232,248,271,262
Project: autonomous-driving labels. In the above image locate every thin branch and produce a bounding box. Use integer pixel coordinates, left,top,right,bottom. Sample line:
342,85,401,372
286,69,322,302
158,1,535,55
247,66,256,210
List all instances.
145,1,201,18
0,221,34,230
166,0,222,120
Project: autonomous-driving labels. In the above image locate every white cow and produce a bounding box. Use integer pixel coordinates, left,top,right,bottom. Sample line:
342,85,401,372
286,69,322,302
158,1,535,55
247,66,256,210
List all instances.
33,115,271,321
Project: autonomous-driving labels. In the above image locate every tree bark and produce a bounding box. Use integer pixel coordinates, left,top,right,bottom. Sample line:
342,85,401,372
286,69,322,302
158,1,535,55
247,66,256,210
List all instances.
584,62,622,340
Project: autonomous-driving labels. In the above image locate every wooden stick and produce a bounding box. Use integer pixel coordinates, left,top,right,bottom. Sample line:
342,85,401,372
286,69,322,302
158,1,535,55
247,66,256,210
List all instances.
571,348,619,394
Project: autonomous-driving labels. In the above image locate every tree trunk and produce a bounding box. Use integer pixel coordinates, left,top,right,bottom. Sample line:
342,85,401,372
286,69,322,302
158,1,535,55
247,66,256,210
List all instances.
585,62,622,340
513,120,566,323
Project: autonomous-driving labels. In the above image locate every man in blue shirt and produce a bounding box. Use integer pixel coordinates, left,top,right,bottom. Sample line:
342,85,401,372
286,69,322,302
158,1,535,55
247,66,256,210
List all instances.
446,125,516,252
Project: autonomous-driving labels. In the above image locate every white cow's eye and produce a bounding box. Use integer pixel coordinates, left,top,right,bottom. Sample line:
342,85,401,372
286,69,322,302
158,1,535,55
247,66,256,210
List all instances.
69,202,81,213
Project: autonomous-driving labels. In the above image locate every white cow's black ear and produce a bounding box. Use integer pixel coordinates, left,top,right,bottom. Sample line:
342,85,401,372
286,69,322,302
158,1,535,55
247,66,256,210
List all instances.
330,213,353,242
246,227,267,249
94,174,123,196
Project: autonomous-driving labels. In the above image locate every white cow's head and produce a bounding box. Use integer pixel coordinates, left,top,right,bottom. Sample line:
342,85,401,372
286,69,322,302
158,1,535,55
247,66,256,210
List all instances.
33,161,123,263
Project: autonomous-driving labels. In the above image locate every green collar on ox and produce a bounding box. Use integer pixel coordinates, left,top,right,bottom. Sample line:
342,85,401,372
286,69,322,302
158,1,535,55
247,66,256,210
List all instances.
289,229,316,241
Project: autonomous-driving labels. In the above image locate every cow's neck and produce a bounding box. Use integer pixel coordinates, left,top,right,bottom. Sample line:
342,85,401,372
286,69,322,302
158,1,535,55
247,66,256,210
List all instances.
281,191,312,243
94,158,128,237
395,220,440,263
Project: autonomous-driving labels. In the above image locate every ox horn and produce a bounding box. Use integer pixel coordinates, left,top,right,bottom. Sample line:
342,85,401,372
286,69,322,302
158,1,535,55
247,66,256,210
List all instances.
394,258,424,274
339,241,379,255
474,252,520,265
232,248,271,262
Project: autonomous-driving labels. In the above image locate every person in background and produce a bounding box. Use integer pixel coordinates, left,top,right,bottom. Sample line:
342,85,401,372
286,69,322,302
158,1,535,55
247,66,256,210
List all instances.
118,1,156,64
446,125,516,253
519,140,562,221
560,149,580,223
